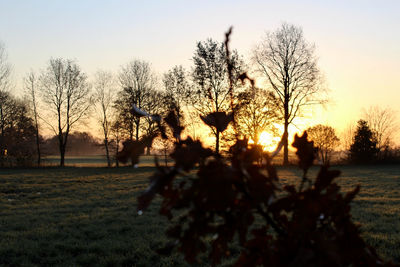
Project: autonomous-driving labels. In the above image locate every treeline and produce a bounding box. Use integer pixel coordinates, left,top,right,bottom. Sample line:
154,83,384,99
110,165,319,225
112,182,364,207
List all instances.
306,107,399,165
0,24,398,167
136,29,399,266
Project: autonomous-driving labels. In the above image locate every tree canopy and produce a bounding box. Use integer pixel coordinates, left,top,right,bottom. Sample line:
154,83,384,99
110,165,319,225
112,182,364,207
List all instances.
350,120,379,163
306,124,339,164
191,38,243,154
253,23,324,165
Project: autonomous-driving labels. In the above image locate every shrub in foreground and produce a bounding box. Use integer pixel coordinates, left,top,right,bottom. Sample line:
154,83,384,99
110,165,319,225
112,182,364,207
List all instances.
136,123,396,266
132,29,397,266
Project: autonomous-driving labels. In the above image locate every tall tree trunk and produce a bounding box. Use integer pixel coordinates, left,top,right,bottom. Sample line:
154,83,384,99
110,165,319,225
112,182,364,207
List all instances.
35,127,41,166
135,119,140,141
59,130,68,167
129,121,133,141
324,150,329,165
283,121,289,165
115,135,119,167
31,80,41,166
216,130,220,155
34,111,41,166
60,145,65,167
283,99,289,165
104,137,111,167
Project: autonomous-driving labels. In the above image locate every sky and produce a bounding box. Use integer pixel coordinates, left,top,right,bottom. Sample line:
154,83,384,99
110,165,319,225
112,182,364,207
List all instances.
1,0,399,143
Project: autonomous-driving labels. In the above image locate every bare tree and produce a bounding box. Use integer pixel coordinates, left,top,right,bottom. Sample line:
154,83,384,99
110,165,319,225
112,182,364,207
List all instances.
0,42,11,93
340,122,355,157
253,23,324,165
117,60,156,141
306,124,340,164
191,39,243,154
113,97,135,141
162,65,196,142
362,106,397,153
24,71,41,166
39,58,92,167
111,120,123,167
93,70,115,167
236,87,279,144
163,65,190,128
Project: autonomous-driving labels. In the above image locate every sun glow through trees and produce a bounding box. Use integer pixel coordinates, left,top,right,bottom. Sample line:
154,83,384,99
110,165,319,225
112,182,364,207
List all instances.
248,131,282,152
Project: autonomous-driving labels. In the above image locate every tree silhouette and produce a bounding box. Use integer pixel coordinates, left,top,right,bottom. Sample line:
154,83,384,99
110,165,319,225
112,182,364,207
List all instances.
117,60,156,141
0,91,11,165
253,23,325,165
0,42,11,165
163,65,190,118
134,29,397,266
136,111,395,266
350,120,378,163
0,42,11,93
39,58,92,167
306,124,340,164
362,106,397,158
0,93,36,166
190,39,243,154
93,70,116,167
141,89,165,155
235,86,279,144
162,65,190,140
24,71,42,166
111,120,123,167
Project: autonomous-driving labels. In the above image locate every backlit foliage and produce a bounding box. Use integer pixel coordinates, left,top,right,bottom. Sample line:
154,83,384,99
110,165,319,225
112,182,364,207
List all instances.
306,124,340,164
132,29,397,266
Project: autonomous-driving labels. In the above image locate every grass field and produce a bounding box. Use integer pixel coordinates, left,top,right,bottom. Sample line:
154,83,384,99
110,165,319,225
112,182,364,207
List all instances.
42,155,173,168
0,160,399,266
42,155,111,167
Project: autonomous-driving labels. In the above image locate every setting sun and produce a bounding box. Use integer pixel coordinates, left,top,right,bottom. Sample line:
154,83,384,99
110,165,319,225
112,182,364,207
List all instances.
248,131,282,152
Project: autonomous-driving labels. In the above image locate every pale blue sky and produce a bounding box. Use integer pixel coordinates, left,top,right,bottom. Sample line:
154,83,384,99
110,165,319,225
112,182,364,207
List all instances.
1,0,399,140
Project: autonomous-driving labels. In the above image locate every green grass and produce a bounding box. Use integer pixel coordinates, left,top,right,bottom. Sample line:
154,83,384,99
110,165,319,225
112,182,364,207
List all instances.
278,164,400,262
42,155,110,167
0,163,399,265
0,166,186,266
42,155,166,167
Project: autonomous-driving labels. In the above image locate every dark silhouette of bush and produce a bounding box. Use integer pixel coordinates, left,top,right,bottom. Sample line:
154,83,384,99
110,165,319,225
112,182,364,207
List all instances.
350,120,379,163
136,120,396,266
132,29,397,266
117,133,157,166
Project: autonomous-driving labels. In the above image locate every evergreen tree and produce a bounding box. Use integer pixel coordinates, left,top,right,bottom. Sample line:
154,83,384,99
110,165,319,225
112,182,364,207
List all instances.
349,120,378,163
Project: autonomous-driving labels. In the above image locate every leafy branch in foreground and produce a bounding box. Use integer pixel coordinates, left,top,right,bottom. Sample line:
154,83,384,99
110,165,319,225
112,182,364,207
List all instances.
137,123,395,266
131,29,397,266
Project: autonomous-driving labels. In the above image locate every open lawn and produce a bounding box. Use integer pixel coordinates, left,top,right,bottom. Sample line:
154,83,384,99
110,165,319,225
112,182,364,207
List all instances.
0,162,399,266
41,155,165,167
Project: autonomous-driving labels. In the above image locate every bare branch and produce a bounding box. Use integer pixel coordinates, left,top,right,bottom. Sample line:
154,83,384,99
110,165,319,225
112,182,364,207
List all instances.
252,23,325,164
38,58,91,166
